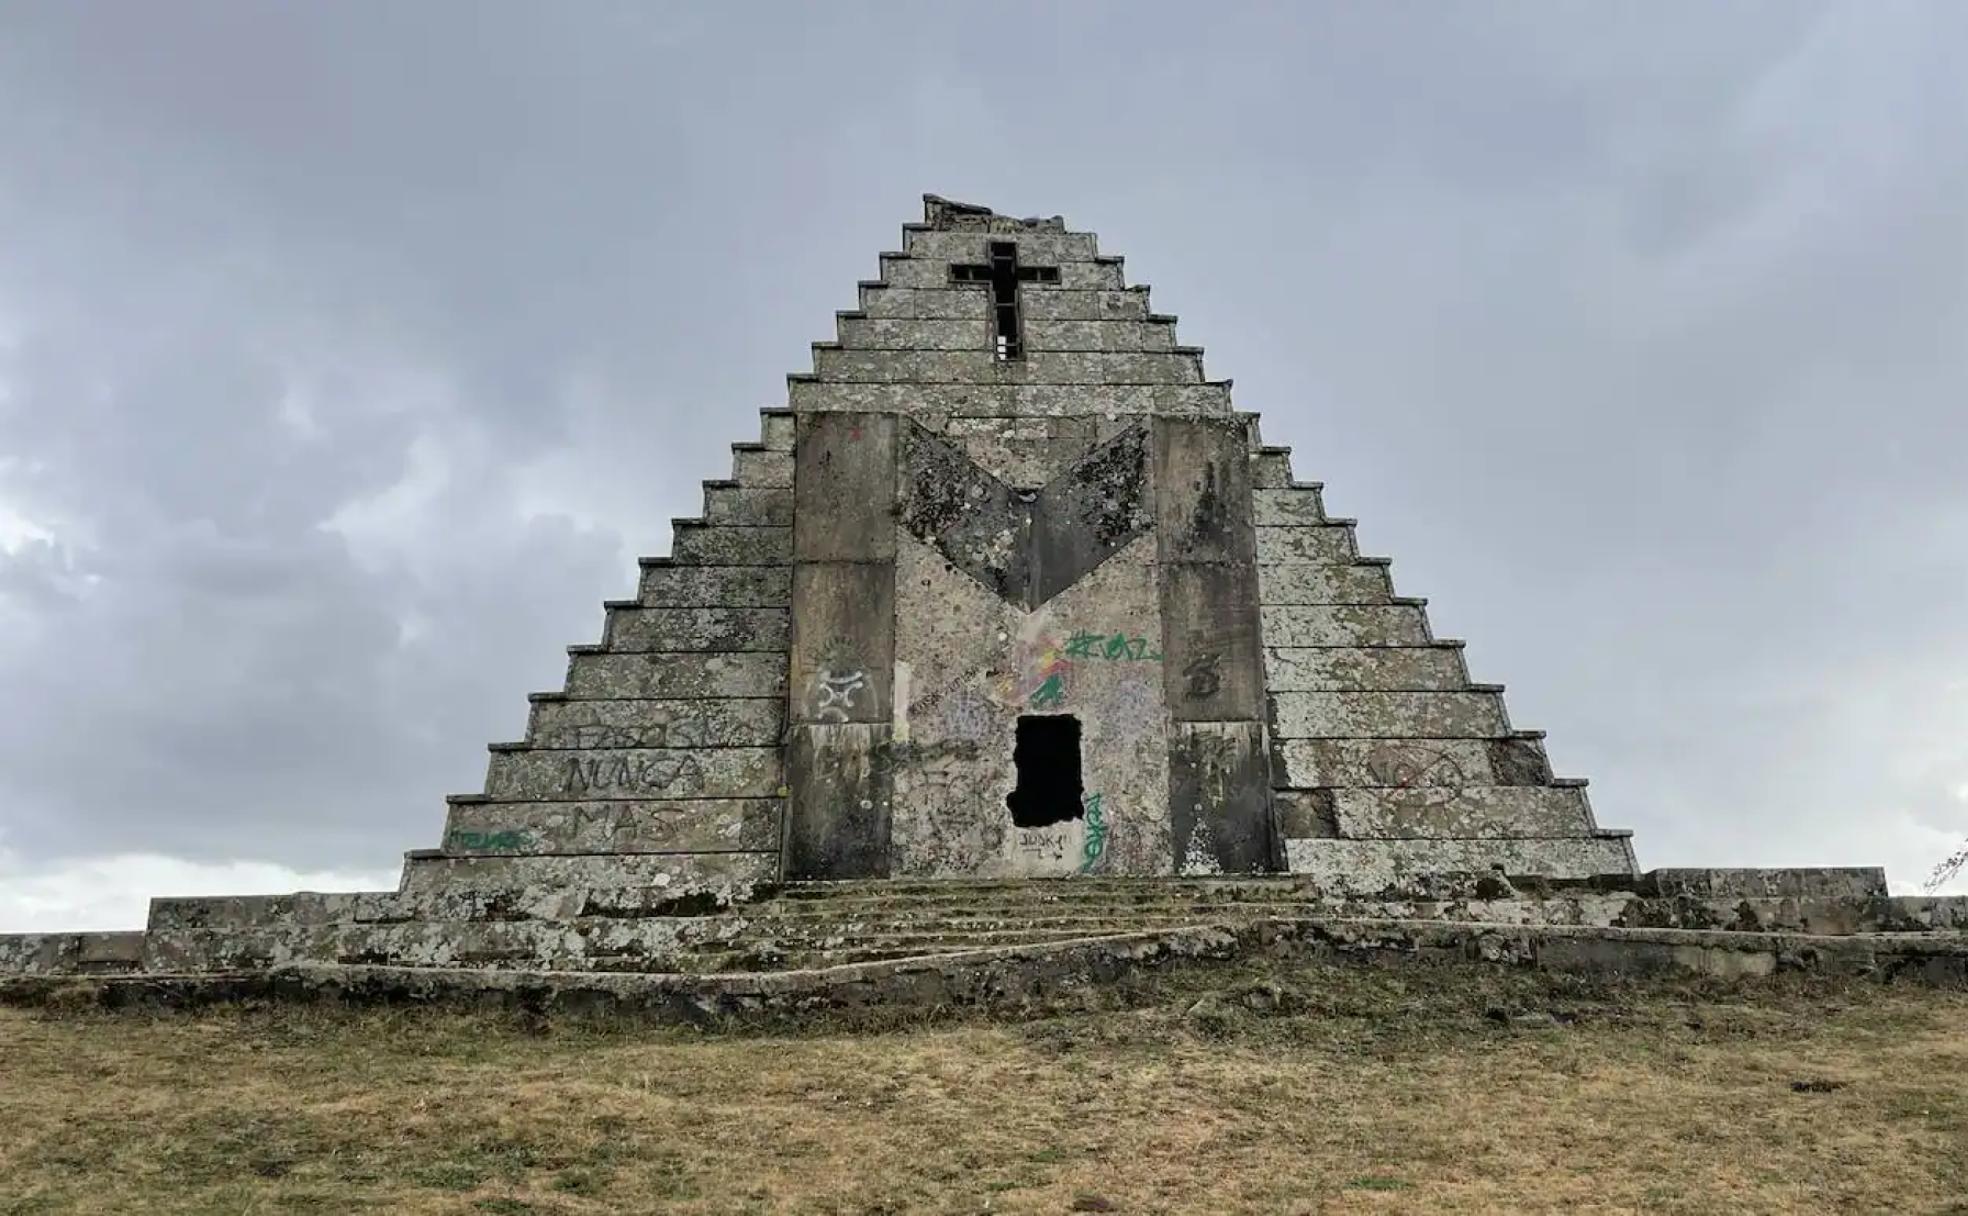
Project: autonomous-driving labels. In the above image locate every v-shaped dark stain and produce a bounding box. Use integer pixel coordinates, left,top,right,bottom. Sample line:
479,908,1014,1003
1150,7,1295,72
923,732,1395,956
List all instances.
897,421,1153,609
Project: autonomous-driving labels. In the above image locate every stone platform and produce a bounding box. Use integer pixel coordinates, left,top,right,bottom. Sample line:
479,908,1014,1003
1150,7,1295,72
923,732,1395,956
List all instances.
4,869,1962,1020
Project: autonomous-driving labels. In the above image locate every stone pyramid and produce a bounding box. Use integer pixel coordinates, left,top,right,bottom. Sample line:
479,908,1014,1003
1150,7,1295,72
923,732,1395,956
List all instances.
436,193,1635,899
5,195,1691,980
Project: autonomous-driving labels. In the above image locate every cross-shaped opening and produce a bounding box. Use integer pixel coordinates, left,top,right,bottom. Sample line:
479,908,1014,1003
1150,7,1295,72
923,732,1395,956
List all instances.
1006,714,1085,827
950,240,1059,361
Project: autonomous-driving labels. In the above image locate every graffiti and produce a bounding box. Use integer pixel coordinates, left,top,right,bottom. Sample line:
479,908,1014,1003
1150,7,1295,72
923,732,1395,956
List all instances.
997,634,1074,709
1064,630,1161,661
869,738,982,779
1079,793,1110,873
1359,743,1464,812
812,668,867,722
1106,678,1161,739
934,685,995,742
561,753,702,796
1182,653,1222,700
446,829,533,852
1016,827,1071,861
1360,743,1464,790
537,709,711,750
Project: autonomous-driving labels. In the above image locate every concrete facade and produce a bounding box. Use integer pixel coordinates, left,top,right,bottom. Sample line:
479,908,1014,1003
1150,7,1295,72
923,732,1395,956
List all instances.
6,193,1945,987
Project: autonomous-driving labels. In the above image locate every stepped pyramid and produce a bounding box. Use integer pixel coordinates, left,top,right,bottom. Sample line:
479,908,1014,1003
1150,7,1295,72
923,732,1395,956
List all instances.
48,193,1961,987
437,192,1636,899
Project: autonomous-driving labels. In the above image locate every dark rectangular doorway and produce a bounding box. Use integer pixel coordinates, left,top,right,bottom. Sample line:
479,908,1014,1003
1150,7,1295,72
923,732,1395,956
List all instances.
1007,714,1084,827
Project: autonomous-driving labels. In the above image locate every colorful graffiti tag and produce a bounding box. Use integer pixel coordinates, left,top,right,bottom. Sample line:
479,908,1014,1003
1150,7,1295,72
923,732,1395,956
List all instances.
1079,793,1110,873
1002,628,1163,711
1064,631,1162,662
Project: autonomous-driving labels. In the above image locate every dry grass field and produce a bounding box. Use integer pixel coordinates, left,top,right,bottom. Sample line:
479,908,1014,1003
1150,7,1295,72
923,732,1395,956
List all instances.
3,960,1965,1215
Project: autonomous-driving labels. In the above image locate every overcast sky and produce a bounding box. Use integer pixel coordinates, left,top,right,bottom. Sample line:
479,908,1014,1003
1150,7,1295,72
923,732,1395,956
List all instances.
1,2,1964,930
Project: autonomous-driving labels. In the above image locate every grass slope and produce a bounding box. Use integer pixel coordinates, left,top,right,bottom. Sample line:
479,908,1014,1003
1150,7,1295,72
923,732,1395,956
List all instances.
3,959,1964,1214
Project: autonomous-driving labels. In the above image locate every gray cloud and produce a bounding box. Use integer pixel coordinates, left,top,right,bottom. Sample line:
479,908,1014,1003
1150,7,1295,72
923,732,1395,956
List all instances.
0,1,1963,906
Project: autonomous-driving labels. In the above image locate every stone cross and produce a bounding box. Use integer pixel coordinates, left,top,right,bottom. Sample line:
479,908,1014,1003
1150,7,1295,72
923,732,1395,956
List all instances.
948,240,1059,359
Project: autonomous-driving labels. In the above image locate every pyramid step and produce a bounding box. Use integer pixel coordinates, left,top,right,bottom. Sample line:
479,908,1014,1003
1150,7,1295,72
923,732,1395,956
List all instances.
1264,645,1470,692
810,347,1201,386
730,447,792,487
1252,487,1326,525
147,891,401,933
1258,562,1395,605
525,697,783,750
877,255,1123,292
482,746,783,802
637,564,791,608
787,381,1231,416
1325,785,1594,839
1255,523,1358,564
901,228,1100,262
1261,604,1431,648
441,797,781,856
395,850,778,908
1269,689,1508,739
1272,736,1552,789
755,410,794,451
564,651,786,699
669,522,792,566
599,606,789,653
703,484,792,526
1285,836,1639,889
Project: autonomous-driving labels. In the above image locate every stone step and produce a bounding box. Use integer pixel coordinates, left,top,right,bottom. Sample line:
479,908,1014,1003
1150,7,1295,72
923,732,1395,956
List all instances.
1255,524,1359,564
1261,605,1431,648
668,523,792,566
757,410,794,452
635,564,792,608
481,747,783,803
858,285,1151,322
786,381,1232,417
598,606,789,653
702,484,793,526
524,697,783,750
1272,736,1553,789
395,849,778,906
1252,487,1326,525
876,255,1122,291
729,447,792,487
441,798,781,856
1268,690,1509,739
562,651,786,699
1259,562,1394,605
1264,645,1470,692
1327,785,1595,839
1286,836,1639,891
809,347,1202,386
900,229,1100,262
